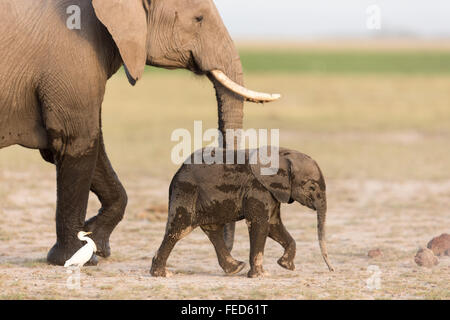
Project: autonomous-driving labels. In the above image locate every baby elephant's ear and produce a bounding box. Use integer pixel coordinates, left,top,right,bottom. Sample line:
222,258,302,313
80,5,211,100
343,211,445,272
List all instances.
250,150,292,203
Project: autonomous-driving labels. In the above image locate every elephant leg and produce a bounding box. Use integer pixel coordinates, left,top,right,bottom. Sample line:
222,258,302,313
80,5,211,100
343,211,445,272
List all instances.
223,222,236,252
46,131,101,266
150,218,194,277
247,220,269,278
201,224,246,275
269,222,296,271
84,133,127,258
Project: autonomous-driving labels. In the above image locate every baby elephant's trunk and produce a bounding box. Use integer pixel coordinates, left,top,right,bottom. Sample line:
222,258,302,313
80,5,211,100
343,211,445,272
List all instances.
316,198,335,272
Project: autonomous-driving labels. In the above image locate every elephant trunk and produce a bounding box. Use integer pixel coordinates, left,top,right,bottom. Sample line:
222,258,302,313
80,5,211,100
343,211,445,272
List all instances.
316,198,335,272
210,57,244,148
195,27,244,148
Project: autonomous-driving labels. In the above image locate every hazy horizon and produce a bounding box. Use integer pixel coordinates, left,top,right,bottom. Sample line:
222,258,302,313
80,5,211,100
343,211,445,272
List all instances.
214,0,450,40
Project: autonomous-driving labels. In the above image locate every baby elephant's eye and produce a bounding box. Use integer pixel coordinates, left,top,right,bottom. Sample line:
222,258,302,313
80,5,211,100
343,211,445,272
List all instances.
195,15,204,23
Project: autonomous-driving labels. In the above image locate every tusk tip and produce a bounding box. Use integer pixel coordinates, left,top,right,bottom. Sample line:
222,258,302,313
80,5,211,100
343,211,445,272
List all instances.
271,94,282,100
246,93,282,103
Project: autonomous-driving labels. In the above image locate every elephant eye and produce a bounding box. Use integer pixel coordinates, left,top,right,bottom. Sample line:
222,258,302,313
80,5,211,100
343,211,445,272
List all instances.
195,15,204,23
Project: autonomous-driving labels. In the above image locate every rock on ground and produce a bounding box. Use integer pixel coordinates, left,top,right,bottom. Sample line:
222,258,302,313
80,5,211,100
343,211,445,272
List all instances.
368,248,383,258
427,233,450,256
414,248,439,268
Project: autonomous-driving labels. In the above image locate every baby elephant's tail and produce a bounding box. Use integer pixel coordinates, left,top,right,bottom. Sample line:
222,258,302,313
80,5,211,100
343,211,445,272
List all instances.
316,199,335,272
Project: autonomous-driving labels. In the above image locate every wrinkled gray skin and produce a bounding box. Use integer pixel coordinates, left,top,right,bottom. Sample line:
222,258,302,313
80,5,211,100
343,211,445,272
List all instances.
0,0,243,265
151,148,335,278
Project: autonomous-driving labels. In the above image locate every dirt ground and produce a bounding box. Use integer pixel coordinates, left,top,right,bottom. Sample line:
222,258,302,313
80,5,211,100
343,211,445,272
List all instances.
0,70,449,299
0,168,448,299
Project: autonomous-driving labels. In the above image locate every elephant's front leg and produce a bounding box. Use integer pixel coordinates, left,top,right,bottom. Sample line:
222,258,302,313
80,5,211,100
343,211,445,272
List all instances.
268,205,296,270
247,220,269,278
201,224,246,275
46,133,100,266
84,134,127,258
269,222,296,271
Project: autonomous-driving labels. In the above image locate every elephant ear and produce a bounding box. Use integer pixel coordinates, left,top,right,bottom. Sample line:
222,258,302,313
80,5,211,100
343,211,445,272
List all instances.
92,0,147,85
250,149,292,203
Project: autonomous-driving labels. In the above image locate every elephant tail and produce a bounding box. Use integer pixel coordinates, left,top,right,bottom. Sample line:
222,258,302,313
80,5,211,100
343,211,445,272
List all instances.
316,199,335,272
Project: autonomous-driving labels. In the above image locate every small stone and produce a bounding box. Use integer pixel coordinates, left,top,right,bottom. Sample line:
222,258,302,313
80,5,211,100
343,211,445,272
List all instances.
414,248,439,268
368,249,383,258
427,233,450,256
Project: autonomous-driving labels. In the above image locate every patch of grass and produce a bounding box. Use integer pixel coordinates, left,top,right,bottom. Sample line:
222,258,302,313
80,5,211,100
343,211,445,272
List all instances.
0,293,27,300
238,50,450,75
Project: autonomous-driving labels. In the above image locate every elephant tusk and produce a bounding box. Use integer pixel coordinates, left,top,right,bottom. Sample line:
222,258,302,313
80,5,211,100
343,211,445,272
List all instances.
210,70,281,103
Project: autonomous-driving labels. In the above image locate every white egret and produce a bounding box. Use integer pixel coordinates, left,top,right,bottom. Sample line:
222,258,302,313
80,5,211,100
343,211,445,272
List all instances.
64,231,97,268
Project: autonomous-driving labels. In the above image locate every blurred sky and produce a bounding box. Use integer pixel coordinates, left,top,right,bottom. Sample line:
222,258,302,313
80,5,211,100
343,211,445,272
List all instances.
214,0,450,39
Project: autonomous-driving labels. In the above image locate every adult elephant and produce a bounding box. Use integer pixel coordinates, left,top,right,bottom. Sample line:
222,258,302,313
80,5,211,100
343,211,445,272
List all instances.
0,0,279,265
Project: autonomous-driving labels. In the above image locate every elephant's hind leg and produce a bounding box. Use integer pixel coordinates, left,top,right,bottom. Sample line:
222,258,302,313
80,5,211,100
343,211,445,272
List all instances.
84,133,127,258
201,224,246,275
150,210,194,277
223,222,236,252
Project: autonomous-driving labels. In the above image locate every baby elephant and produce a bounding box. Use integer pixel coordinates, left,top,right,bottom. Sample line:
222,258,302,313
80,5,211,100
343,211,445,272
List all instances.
151,148,334,278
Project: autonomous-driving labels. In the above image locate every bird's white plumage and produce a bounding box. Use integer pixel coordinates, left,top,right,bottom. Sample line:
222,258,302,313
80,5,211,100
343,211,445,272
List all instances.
64,232,97,268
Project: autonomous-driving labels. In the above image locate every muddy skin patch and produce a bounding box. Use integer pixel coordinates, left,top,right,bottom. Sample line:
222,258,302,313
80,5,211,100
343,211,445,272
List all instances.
198,199,238,224
253,252,264,266
244,197,269,223
177,181,196,194
216,184,241,193
251,178,268,192
268,204,281,225
223,164,249,174
270,182,289,190
278,168,288,177
46,128,99,158
168,206,192,231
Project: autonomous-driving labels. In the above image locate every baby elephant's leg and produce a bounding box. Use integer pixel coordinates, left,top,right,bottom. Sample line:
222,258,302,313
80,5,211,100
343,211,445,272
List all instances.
247,220,270,278
269,221,296,271
150,211,194,277
201,224,246,275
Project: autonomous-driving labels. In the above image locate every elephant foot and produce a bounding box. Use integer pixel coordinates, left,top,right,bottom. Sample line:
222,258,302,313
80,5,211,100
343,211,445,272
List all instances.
84,220,111,258
247,267,266,278
151,268,173,278
90,234,111,258
224,261,246,275
150,266,173,278
47,242,99,266
150,257,172,277
85,254,99,266
277,257,295,271
47,242,78,266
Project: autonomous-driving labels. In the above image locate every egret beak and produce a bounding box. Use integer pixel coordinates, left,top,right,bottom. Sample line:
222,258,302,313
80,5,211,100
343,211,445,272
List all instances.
85,232,92,235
